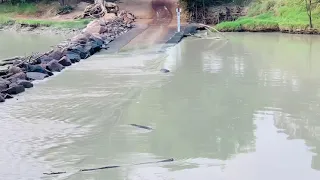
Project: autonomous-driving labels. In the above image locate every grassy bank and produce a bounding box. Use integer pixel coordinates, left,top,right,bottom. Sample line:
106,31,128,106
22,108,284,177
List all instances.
216,0,320,33
0,3,90,29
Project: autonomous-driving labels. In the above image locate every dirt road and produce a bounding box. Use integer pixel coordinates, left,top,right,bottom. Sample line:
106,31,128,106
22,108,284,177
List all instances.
120,0,183,50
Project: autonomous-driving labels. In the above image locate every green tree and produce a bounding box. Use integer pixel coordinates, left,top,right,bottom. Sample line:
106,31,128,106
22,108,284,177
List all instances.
305,0,313,28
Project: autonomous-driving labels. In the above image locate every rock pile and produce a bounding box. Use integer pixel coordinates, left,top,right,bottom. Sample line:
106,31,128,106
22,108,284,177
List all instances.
0,7,135,103
75,2,121,19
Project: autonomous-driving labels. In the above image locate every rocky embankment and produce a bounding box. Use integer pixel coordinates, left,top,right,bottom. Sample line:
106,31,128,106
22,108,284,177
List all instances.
190,5,247,25
0,7,135,103
207,5,247,24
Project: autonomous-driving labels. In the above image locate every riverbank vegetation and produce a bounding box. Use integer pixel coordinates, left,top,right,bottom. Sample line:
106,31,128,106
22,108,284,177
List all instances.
0,2,90,29
215,0,320,33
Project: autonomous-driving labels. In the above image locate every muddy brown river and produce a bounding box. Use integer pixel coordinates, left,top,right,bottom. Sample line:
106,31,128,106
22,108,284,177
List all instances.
1,32,320,180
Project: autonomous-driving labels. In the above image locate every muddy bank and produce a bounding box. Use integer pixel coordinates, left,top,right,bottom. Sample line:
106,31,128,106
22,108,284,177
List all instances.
0,8,136,103
0,23,82,36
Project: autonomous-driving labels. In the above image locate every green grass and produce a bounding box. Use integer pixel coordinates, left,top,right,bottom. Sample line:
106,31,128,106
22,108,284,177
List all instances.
216,0,320,32
0,2,91,29
0,16,91,29
0,3,38,15
15,19,91,28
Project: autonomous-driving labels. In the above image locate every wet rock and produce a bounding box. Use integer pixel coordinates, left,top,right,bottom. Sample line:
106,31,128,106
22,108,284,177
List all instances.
8,66,22,74
0,80,8,91
48,49,63,60
65,51,81,63
0,94,4,102
17,80,33,88
58,56,72,66
26,72,49,80
39,55,53,64
69,45,89,59
90,35,104,47
160,68,170,73
0,70,8,76
26,64,48,74
25,64,53,76
86,41,101,55
46,60,64,72
3,83,25,95
9,72,27,80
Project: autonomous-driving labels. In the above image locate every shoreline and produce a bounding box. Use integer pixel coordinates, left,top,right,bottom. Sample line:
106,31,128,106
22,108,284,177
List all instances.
0,23,82,36
214,0,320,36
0,10,136,103
216,26,320,35
0,18,89,36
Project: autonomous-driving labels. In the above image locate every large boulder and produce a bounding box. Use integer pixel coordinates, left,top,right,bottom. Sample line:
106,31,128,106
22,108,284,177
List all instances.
8,66,22,74
48,49,63,60
0,79,8,91
25,64,53,76
46,60,64,72
64,45,90,61
86,40,101,55
9,72,27,81
70,45,89,59
25,64,47,74
58,56,72,66
89,35,104,47
64,51,81,63
84,20,106,34
26,72,49,80
85,44,94,55
17,80,33,88
71,33,90,44
3,83,25,95
39,55,53,64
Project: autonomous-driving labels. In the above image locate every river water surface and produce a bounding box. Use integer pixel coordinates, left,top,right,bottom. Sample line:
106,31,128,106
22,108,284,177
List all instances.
0,31,67,60
1,32,320,180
